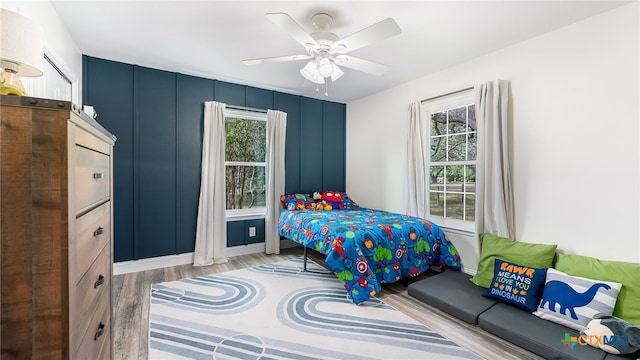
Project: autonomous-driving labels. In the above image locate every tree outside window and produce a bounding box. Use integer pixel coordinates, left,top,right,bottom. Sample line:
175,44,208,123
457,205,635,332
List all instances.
224,111,266,213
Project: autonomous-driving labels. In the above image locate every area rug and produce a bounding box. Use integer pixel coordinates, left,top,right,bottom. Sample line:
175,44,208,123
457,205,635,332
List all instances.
149,257,481,360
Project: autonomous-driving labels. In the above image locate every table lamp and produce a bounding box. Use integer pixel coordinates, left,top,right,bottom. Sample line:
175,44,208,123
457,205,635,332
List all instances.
0,8,43,96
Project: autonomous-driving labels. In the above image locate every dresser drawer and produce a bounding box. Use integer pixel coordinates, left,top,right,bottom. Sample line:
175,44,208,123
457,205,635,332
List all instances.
72,201,111,284
75,293,111,359
74,124,111,155
72,244,111,345
75,145,110,212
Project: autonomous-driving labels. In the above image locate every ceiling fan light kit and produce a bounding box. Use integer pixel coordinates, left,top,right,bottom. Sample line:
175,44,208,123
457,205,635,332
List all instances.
243,11,401,96
300,60,324,84
317,58,333,77
330,64,344,82
299,57,345,85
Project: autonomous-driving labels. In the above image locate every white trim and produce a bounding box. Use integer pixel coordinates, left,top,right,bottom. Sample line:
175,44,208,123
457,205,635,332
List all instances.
226,212,266,221
440,225,475,237
113,252,194,275
44,47,77,83
422,91,474,113
112,239,300,275
226,242,266,258
226,161,265,167
428,215,475,233
462,268,477,276
225,108,267,122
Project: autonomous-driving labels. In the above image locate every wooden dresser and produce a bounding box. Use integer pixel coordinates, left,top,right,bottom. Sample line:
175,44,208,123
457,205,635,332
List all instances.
0,95,116,359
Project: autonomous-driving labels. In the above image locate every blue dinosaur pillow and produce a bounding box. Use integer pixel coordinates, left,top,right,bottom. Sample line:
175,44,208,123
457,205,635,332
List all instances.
482,259,548,312
533,268,622,331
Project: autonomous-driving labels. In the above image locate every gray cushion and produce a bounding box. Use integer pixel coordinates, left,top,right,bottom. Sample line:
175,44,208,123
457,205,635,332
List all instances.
605,353,640,360
408,270,497,324
479,303,607,360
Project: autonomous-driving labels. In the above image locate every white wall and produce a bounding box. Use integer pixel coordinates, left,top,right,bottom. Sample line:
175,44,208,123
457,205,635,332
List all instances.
346,2,639,273
1,1,82,105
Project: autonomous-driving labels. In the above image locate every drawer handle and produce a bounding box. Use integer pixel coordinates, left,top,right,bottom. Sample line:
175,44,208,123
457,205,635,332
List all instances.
94,322,105,341
93,172,103,180
94,274,105,288
93,227,104,237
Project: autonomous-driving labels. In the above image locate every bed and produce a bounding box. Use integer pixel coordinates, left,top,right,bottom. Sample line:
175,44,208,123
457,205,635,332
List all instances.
278,192,462,304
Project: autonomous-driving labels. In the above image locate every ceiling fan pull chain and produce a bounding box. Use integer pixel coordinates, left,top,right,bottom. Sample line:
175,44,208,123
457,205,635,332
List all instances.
325,81,329,96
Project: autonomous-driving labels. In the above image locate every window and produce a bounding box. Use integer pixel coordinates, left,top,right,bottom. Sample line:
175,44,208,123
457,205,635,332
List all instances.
224,108,267,218
424,90,476,231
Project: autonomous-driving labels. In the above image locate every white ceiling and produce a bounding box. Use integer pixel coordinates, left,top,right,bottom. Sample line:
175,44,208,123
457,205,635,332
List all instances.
51,1,629,103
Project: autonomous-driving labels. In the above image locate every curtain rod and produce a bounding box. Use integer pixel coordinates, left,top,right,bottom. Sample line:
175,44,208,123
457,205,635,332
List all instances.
225,104,268,114
421,86,474,103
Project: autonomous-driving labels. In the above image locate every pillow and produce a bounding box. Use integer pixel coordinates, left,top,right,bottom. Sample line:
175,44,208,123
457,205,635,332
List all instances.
280,193,314,211
582,313,640,354
337,191,360,210
533,268,622,331
482,258,547,312
470,233,557,288
555,253,640,325
320,191,360,210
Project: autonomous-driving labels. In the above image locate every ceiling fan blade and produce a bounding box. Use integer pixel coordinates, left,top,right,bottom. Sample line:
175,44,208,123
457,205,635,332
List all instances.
331,18,401,53
266,13,318,49
242,54,313,65
335,55,389,76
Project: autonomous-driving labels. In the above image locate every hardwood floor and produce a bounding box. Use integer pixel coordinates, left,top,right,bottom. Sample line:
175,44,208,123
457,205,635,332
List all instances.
112,246,543,360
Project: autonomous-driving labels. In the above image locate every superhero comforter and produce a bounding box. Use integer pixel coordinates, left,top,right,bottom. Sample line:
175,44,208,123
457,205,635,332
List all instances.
278,208,462,304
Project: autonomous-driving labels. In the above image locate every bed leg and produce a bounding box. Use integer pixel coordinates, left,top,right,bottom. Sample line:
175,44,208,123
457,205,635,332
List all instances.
303,246,308,271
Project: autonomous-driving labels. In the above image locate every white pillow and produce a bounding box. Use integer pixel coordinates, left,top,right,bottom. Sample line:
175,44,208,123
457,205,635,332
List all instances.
533,268,622,331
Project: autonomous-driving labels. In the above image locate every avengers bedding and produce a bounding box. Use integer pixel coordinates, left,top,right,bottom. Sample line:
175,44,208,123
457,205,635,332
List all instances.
278,208,462,304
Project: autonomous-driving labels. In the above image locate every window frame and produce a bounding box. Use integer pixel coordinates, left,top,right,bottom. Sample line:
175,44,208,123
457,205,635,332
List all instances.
422,90,476,233
224,108,268,220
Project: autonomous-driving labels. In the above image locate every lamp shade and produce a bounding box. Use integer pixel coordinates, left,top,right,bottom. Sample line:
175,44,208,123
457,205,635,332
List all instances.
300,60,324,84
0,9,44,77
330,64,344,82
317,58,333,77
300,61,316,81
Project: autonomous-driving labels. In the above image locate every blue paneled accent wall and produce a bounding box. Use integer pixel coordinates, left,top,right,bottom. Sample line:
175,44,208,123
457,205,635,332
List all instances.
83,56,346,262
138,67,177,259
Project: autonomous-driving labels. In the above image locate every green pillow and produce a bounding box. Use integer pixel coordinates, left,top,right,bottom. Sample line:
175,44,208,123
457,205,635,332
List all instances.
470,233,557,288
555,253,640,325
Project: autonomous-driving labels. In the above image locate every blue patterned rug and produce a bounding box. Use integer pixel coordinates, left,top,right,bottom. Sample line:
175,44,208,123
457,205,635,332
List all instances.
149,257,481,359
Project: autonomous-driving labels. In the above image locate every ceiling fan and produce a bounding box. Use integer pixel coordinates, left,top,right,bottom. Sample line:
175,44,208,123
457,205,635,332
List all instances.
242,12,401,91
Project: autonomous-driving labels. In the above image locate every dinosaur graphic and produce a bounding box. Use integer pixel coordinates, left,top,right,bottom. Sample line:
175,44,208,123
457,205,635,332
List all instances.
539,281,611,320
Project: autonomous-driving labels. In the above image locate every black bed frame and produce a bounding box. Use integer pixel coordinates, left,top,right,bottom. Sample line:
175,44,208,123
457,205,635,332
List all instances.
303,246,309,271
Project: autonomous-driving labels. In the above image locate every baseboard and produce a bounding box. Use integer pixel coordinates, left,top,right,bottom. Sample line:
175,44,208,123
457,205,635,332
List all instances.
113,239,300,275
462,268,477,276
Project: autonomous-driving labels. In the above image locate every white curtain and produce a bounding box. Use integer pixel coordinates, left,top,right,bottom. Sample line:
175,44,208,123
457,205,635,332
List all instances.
405,101,427,218
193,101,228,266
265,109,287,254
475,80,515,239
